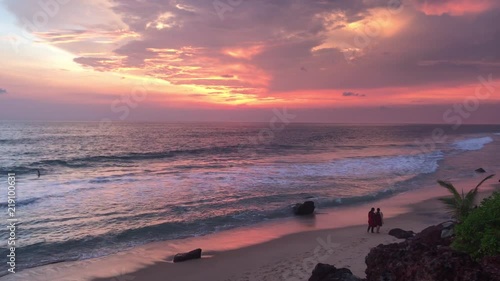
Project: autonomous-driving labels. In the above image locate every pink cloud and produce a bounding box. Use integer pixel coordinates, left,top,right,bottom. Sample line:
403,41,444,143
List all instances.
413,0,496,16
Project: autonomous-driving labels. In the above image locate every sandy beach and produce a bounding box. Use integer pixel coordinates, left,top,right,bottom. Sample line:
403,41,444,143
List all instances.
4,174,498,281
93,194,450,281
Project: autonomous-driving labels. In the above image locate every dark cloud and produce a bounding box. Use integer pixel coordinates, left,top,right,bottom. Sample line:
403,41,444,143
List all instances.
0,88,7,94
411,0,500,16
7,0,500,98
342,91,366,97
263,5,500,92
71,0,395,94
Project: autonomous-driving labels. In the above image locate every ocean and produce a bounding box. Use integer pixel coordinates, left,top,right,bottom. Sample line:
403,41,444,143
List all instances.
0,122,499,272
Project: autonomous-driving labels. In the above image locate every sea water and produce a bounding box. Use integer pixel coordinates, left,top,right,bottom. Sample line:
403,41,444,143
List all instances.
0,122,499,271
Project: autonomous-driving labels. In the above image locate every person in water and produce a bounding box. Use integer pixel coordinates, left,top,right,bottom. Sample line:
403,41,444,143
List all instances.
375,208,384,233
37,169,41,178
367,208,375,233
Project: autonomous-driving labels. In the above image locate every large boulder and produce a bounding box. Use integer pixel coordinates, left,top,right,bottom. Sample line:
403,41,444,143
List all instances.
308,263,363,281
481,256,500,280
388,228,415,239
366,224,494,281
293,201,315,215
173,248,202,263
440,221,456,239
412,224,453,246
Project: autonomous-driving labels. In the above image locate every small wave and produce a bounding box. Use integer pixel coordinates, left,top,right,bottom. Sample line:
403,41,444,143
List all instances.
8,143,307,173
0,137,37,145
16,145,246,171
88,178,112,184
331,152,443,177
0,188,95,208
0,166,37,176
0,197,41,208
453,136,493,151
260,151,444,179
173,164,230,170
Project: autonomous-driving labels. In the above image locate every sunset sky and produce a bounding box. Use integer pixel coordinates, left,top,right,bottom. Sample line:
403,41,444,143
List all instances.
0,0,499,123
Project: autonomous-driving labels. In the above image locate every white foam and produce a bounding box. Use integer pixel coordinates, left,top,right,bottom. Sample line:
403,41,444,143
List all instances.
453,136,493,151
242,151,444,181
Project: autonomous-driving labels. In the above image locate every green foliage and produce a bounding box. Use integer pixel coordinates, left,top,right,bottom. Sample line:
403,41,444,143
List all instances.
452,192,500,259
437,174,495,221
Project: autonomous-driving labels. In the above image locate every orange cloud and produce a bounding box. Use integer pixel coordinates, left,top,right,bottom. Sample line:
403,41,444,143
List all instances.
414,0,495,16
141,47,272,105
223,45,264,60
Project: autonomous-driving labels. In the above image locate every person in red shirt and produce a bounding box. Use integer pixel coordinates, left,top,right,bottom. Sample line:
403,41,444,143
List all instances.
367,208,375,233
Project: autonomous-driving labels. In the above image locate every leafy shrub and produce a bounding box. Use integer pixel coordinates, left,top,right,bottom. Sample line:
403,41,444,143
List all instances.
452,192,500,259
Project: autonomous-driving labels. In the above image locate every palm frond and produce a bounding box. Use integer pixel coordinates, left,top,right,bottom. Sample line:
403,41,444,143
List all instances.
474,174,495,189
465,174,495,206
465,188,478,204
438,197,458,208
436,176,497,222
438,197,461,219
438,180,461,201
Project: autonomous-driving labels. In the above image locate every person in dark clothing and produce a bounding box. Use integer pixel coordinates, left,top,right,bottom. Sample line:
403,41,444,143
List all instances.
374,208,383,233
367,208,375,233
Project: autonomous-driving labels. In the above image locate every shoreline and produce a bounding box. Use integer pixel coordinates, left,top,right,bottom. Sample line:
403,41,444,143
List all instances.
3,175,498,281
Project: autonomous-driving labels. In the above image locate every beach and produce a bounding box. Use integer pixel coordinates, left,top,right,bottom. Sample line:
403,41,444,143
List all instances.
3,175,498,281
1,123,499,280
1,0,499,278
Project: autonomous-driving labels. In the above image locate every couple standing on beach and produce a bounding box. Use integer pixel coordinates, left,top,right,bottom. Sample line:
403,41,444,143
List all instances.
367,208,383,233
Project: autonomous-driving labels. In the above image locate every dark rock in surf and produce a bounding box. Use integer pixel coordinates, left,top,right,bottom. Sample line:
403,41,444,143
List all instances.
293,201,315,215
308,263,362,281
388,228,415,239
475,168,486,173
173,248,202,263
